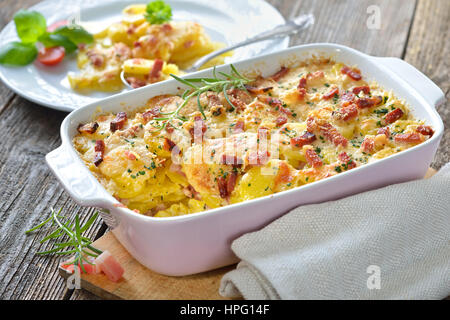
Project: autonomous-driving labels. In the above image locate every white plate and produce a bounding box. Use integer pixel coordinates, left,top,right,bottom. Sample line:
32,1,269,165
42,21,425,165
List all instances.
0,0,288,112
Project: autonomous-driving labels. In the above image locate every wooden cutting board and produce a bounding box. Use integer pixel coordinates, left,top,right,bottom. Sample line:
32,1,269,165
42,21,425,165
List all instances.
59,168,437,300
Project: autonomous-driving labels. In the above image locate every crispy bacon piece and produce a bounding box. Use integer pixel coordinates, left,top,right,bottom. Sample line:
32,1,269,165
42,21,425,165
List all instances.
263,96,292,116
275,161,293,184
247,150,270,166
377,127,390,138
352,86,370,95
234,120,245,133
77,122,99,134
110,112,127,132
142,107,160,122
164,137,176,151
305,148,323,168
226,88,251,111
94,140,105,166
189,116,207,140
270,66,289,81
218,172,237,199
86,50,104,68
290,131,316,148
322,86,339,100
220,154,243,168
149,59,164,79
334,104,358,121
384,108,404,124
394,133,423,144
161,23,172,33
416,125,434,137
126,77,147,89
307,117,348,147
275,115,288,126
341,66,362,81
361,137,375,153
244,85,273,94
338,152,356,169
297,77,307,98
355,96,382,108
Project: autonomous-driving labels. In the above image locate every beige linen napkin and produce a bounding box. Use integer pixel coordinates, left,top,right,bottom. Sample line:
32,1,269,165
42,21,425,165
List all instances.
220,163,450,300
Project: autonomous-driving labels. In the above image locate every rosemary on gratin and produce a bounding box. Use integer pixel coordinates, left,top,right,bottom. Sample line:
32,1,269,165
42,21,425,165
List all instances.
152,64,251,131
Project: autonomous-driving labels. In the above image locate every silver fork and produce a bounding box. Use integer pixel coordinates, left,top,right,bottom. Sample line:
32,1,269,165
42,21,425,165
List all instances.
121,13,314,89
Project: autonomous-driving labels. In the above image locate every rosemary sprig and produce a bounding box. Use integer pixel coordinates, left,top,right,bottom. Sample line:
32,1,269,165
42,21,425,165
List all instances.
25,208,102,273
152,64,252,131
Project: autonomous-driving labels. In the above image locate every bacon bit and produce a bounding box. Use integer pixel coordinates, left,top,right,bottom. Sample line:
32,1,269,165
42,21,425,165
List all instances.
124,150,136,161
218,172,237,199
87,51,105,67
234,120,245,133
297,77,307,98
77,122,99,134
308,71,324,79
110,112,127,132
270,66,289,81
341,91,355,102
142,107,160,122
183,185,200,199
338,152,356,169
189,116,207,140
384,108,404,124
127,26,135,34
307,117,348,147
95,250,124,282
161,23,172,33
164,138,176,151
263,97,292,116
275,116,288,126
334,104,358,121
298,77,307,89
77,43,86,51
361,137,375,153
416,125,434,137
377,127,390,138
322,86,339,100
290,131,316,148
394,133,423,144
352,86,370,95
114,43,131,60
149,59,164,79
305,148,323,168
275,161,293,184
244,85,273,94
165,123,174,134
94,140,105,166
133,41,141,48
355,96,382,108
341,66,362,81
184,40,194,48
126,77,147,89
248,150,270,166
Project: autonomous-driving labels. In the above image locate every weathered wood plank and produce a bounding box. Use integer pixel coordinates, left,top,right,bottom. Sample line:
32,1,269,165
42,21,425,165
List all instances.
403,0,449,169
267,0,417,57
0,98,106,299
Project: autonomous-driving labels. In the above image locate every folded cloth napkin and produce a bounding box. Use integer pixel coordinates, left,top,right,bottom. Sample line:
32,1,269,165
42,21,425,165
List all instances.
220,163,450,300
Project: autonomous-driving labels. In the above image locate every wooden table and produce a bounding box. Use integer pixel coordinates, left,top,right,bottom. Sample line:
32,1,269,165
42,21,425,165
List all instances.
0,0,448,300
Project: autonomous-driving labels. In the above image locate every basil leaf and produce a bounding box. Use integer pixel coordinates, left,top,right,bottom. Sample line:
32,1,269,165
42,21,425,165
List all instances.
39,33,77,53
145,0,172,24
0,42,37,66
53,25,93,45
13,10,47,43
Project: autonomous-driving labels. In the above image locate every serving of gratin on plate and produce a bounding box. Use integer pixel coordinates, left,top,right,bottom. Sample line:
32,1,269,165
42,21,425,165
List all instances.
69,3,230,91
73,57,434,217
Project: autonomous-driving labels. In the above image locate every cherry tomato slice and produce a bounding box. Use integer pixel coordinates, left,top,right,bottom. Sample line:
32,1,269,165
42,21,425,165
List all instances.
37,46,65,66
47,20,68,32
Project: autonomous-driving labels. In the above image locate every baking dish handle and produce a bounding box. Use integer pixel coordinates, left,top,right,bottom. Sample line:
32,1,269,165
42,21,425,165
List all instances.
46,145,108,207
371,57,445,108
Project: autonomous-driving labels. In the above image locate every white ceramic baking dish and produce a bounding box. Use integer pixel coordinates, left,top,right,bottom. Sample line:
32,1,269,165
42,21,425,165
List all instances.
46,43,445,276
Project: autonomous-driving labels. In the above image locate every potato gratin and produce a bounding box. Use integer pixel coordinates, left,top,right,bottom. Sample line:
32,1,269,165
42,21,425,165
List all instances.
68,4,230,91
73,58,434,217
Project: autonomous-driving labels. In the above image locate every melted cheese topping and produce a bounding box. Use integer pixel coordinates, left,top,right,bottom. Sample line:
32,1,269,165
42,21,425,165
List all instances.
73,58,433,217
68,4,230,92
